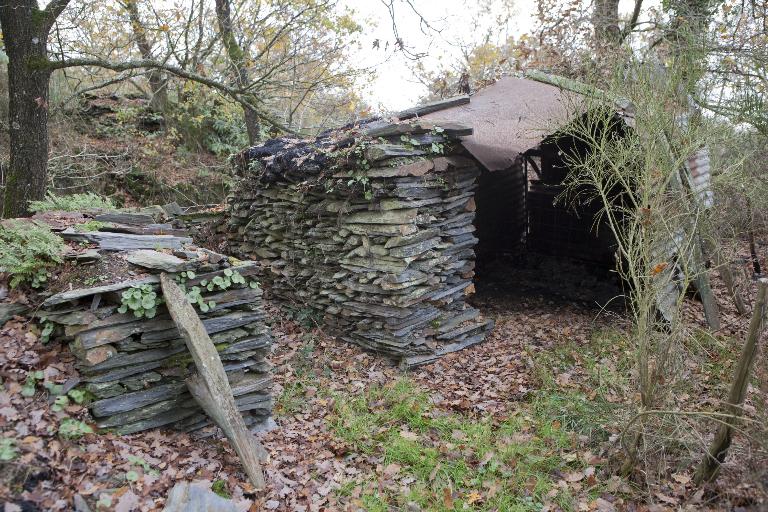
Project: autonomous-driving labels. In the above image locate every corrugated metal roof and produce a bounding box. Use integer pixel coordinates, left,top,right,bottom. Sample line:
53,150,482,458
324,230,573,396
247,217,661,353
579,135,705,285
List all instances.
420,76,579,171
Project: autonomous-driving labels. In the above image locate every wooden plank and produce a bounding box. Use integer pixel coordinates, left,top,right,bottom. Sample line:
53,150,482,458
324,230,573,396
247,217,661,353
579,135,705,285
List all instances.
692,238,721,330
707,241,747,315
695,278,768,484
160,274,266,490
363,121,473,138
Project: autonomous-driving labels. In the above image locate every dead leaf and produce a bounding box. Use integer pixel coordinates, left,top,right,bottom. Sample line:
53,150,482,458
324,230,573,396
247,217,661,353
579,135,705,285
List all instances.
383,463,401,477
442,488,454,508
465,490,482,504
564,471,585,482
655,493,678,505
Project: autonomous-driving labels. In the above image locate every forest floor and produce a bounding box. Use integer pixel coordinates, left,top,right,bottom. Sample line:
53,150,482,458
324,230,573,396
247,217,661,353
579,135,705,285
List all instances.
1,255,767,511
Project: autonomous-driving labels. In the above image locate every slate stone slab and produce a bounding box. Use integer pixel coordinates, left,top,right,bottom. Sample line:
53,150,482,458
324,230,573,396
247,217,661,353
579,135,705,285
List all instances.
126,250,191,272
91,382,187,417
162,481,240,512
59,230,192,251
43,276,160,307
1,303,29,325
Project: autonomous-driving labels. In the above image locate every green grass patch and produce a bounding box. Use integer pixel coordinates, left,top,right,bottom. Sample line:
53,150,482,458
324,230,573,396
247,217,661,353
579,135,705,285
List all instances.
329,378,614,511
276,336,320,414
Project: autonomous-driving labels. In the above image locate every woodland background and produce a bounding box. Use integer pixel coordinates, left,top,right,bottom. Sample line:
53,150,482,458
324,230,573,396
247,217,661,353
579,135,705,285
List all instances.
1,0,768,511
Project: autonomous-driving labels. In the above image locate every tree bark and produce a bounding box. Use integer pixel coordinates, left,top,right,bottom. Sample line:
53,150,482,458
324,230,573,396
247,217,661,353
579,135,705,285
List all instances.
593,0,621,49
0,0,61,217
214,0,260,145
121,0,168,112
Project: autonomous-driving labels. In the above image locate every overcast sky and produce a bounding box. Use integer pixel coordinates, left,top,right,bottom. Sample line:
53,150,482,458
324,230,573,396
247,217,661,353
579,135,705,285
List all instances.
344,0,657,112
342,0,538,112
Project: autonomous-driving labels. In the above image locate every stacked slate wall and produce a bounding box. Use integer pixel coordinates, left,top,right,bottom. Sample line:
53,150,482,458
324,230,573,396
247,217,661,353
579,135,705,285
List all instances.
227,121,494,367
40,214,272,435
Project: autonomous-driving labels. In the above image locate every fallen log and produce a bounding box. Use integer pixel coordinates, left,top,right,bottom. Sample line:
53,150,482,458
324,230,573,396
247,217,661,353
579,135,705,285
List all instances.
160,274,266,490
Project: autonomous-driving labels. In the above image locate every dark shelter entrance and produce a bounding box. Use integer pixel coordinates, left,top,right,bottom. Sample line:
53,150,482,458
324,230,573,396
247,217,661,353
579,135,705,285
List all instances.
423,76,624,307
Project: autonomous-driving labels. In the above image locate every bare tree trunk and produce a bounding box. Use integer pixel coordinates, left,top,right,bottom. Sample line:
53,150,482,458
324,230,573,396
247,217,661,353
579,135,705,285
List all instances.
694,278,768,484
214,0,260,145
593,0,621,48
122,0,168,112
0,0,58,217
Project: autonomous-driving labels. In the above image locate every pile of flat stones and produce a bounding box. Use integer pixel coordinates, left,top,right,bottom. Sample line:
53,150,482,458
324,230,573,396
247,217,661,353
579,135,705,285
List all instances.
227,119,494,367
37,209,272,435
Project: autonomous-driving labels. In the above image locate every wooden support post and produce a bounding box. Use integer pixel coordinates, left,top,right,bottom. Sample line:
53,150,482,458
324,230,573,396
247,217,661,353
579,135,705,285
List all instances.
694,278,768,484
714,253,748,316
703,237,747,316
691,240,721,330
160,274,267,490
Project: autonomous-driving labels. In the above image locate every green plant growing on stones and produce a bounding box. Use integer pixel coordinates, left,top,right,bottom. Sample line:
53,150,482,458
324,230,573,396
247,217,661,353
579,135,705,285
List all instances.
347,173,372,200
0,221,65,289
83,276,103,286
28,192,115,213
40,320,55,343
174,270,195,292
200,268,245,292
21,370,44,397
58,418,94,439
119,284,162,318
185,285,216,313
43,380,64,396
127,454,159,475
67,389,87,404
327,137,376,200
0,439,18,461
429,126,446,154
399,134,420,148
51,388,89,411
52,395,69,412
175,270,196,284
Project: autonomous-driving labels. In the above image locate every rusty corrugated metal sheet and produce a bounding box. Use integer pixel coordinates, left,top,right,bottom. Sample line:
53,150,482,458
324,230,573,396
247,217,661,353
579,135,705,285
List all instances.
684,146,714,209
421,76,579,171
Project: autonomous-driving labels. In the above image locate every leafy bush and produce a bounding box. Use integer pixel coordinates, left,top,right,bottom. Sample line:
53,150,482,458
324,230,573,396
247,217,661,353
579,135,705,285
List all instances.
29,192,115,213
0,221,65,288
167,84,253,156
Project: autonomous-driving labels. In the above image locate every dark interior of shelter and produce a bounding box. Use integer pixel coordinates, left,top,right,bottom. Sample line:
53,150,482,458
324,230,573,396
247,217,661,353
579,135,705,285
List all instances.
472,117,627,309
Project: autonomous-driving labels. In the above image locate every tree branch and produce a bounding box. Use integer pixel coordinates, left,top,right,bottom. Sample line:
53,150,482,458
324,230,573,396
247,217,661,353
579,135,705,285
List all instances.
621,0,644,42
42,0,71,29
45,57,298,135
